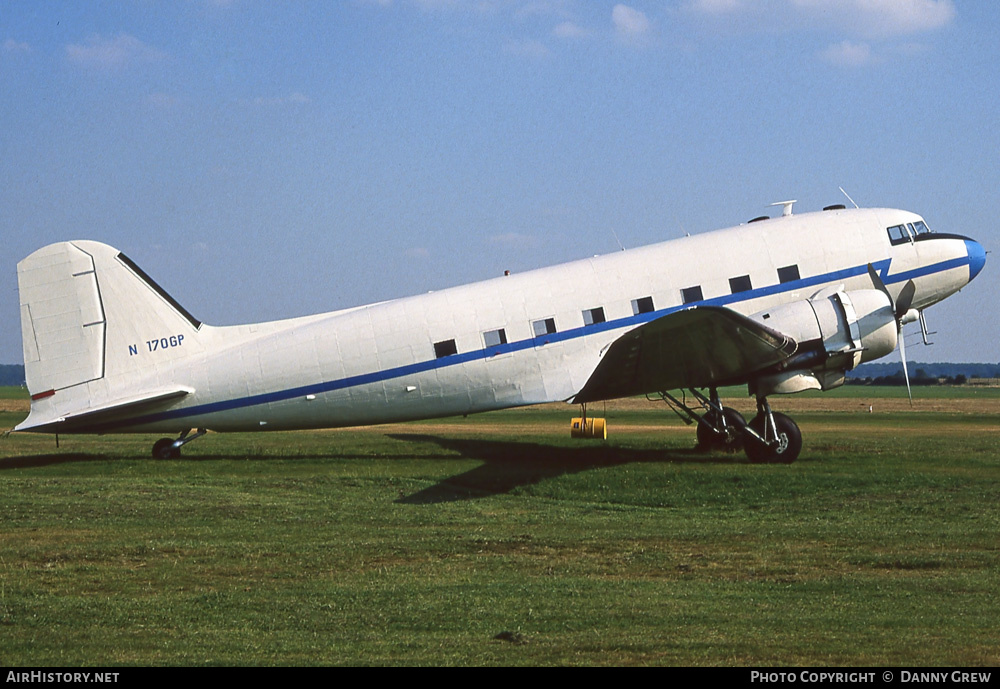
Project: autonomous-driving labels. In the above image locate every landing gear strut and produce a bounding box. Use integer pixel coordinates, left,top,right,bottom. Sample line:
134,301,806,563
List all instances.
151,428,207,459
697,407,747,451
743,398,802,464
695,387,746,451
656,387,746,453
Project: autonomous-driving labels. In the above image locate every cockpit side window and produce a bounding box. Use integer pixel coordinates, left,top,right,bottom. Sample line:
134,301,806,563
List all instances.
888,220,933,245
887,224,910,245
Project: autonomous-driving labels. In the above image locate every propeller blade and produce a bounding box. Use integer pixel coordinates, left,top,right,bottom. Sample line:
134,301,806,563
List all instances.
895,280,916,321
867,263,891,302
869,263,914,404
899,330,912,405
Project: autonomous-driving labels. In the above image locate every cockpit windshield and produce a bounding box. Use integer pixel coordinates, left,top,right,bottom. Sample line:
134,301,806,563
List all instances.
887,219,932,245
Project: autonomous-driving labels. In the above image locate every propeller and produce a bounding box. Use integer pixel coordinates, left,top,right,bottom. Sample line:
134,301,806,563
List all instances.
867,264,916,403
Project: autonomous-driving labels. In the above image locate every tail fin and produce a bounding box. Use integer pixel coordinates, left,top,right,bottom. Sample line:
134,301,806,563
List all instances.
16,241,203,431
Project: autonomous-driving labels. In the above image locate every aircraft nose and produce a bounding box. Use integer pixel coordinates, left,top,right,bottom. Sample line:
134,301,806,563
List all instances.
965,239,986,282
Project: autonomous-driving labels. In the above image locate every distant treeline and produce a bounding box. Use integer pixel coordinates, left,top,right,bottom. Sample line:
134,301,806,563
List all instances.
846,362,1000,386
0,364,25,387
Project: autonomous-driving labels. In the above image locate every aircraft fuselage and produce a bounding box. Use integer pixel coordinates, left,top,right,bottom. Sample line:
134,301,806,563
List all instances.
15,206,985,436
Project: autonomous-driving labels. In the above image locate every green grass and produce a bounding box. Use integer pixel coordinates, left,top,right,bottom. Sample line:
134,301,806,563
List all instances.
0,385,28,400
1,395,999,665
796,385,1000,399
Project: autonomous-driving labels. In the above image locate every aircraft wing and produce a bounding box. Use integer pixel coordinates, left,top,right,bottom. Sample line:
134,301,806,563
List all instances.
573,306,798,403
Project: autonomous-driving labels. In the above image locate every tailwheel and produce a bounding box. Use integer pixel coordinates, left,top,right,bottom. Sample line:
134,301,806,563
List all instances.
151,429,207,460
152,437,180,460
696,407,746,452
745,411,801,464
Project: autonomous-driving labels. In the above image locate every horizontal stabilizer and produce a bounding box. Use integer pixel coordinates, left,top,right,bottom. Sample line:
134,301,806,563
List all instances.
14,387,193,433
573,306,797,403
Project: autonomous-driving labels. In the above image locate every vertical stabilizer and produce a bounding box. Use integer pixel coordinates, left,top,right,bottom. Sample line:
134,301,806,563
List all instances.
16,241,205,430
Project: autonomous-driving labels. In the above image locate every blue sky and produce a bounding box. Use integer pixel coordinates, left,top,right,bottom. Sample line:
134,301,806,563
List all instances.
2,0,997,365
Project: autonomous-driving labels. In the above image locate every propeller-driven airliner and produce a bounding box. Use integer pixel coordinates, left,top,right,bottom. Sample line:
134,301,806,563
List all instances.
14,202,985,463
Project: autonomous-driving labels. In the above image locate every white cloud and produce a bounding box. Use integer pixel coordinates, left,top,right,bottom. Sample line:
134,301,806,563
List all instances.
411,0,463,10
250,92,312,106
503,39,549,58
66,34,165,70
489,232,539,247
541,205,572,218
515,1,574,20
3,39,31,54
895,41,931,56
612,4,652,37
792,0,955,37
553,21,591,39
821,40,873,67
146,92,181,109
687,0,955,38
688,0,744,14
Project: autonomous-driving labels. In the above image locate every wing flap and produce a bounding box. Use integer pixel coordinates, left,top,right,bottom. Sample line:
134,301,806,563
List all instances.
573,306,797,403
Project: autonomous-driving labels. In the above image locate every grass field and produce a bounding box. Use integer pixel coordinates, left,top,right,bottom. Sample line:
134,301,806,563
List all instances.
1,386,999,666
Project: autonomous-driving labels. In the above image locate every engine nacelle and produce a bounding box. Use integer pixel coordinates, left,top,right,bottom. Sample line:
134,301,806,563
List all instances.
749,288,897,395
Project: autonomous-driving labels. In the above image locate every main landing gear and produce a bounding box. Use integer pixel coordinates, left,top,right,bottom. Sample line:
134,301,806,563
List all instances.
744,398,801,464
656,387,802,463
151,428,207,459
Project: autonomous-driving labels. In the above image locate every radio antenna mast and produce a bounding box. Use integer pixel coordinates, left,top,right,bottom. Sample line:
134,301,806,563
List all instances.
839,186,860,209
610,227,625,252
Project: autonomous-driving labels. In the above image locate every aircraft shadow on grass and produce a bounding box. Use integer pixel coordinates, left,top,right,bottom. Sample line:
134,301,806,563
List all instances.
0,434,736,503
0,452,112,469
387,433,735,504
0,449,413,468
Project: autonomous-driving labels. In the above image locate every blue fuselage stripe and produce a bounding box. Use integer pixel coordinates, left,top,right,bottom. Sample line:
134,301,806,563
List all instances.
124,251,971,427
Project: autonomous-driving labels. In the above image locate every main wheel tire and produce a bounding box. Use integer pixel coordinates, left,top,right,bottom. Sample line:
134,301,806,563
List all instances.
696,407,747,452
745,412,801,464
152,438,180,460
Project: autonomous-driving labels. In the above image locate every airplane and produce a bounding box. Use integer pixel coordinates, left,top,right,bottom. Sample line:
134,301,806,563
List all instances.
13,202,986,463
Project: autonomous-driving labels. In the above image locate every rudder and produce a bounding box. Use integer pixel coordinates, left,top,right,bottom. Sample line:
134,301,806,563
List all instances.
19,242,107,395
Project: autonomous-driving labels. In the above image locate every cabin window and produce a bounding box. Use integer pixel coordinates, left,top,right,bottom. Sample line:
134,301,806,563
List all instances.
681,286,703,305
777,265,800,284
912,220,931,235
729,275,752,294
582,307,606,326
483,328,507,348
631,296,654,315
532,318,556,337
434,339,457,358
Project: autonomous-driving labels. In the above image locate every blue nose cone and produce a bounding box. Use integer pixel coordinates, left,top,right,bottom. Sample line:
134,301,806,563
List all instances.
966,239,986,282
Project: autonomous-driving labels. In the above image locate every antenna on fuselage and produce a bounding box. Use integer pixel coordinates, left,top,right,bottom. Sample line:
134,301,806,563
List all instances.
839,186,860,209
610,226,626,252
770,200,797,217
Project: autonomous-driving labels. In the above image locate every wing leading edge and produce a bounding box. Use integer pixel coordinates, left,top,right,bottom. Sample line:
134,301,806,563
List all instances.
573,306,798,404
